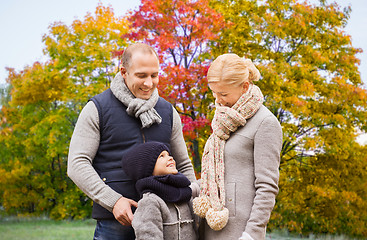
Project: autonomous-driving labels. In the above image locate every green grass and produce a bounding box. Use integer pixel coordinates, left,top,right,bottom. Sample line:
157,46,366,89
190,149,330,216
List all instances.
0,218,95,240
0,218,361,240
266,229,361,240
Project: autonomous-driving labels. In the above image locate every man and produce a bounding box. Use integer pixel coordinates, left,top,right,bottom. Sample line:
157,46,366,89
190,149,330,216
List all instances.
67,43,198,240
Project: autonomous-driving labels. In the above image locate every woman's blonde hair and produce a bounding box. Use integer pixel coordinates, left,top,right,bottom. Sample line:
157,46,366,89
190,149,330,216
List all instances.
207,53,260,86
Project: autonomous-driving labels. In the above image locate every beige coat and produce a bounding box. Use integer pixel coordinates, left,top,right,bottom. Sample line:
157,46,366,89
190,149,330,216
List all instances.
203,105,282,240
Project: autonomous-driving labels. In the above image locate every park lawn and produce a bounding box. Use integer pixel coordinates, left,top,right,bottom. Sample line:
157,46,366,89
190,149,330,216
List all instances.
0,218,360,240
266,230,359,240
0,218,95,240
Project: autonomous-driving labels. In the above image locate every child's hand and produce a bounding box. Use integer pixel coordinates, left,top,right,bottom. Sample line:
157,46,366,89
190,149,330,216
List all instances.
190,180,201,198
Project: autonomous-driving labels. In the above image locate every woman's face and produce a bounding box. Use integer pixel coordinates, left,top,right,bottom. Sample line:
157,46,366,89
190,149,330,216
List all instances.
209,81,249,108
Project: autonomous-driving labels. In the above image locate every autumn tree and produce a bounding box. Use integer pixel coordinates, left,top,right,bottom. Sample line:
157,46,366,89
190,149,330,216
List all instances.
124,0,224,170
0,4,129,219
270,138,367,236
210,0,367,236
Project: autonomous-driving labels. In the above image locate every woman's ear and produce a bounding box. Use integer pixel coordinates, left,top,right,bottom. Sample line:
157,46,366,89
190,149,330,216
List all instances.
242,81,250,94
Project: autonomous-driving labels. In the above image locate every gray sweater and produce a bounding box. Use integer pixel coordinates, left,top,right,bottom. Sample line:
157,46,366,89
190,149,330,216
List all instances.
132,193,197,240
67,100,197,212
203,105,282,240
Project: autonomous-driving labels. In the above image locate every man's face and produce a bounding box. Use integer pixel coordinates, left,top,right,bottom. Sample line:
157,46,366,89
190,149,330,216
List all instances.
121,51,159,100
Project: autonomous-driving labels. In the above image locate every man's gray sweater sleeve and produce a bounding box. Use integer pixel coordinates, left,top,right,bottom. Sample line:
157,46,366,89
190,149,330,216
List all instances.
170,108,197,183
67,101,122,212
68,102,198,212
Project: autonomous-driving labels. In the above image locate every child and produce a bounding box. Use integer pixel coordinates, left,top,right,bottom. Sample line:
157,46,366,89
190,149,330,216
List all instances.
121,141,198,240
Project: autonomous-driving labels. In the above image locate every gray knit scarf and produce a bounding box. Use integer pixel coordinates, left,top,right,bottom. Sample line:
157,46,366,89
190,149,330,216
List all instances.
110,72,162,128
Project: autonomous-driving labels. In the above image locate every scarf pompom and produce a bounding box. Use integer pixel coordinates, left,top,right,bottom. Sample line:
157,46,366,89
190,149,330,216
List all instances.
206,207,229,231
193,195,229,230
193,195,210,218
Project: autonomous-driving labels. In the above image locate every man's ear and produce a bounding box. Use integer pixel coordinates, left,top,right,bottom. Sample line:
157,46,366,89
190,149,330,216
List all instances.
120,67,127,76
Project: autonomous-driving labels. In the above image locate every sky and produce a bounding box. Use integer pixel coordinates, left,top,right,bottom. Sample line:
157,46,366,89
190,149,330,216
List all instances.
0,0,366,143
0,0,366,85
0,0,140,85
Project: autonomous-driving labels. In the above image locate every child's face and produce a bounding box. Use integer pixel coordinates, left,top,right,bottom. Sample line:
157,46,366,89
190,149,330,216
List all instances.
152,150,178,176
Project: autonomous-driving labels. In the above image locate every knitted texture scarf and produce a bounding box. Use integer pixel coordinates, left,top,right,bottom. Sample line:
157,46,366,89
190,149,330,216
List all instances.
111,72,162,128
136,173,192,203
193,84,264,231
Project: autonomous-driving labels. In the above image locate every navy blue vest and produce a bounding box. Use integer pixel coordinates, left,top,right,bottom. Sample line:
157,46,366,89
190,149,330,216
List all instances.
90,88,173,219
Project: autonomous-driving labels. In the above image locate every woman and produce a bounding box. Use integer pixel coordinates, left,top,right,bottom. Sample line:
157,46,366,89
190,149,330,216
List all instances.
193,53,282,240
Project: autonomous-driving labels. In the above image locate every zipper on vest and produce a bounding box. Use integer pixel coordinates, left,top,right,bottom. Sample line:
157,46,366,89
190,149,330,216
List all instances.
141,129,146,143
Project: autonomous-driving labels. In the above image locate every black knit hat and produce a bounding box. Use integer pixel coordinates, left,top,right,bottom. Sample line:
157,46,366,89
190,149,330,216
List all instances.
122,142,171,180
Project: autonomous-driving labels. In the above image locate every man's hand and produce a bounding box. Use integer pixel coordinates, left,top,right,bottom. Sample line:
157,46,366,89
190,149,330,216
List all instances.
112,197,138,226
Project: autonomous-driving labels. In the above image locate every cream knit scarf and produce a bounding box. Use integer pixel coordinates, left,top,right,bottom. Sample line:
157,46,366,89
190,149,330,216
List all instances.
111,72,162,128
193,84,264,231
